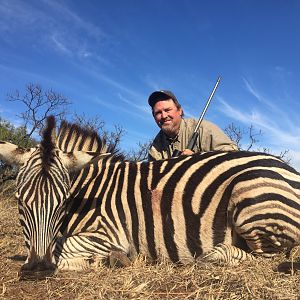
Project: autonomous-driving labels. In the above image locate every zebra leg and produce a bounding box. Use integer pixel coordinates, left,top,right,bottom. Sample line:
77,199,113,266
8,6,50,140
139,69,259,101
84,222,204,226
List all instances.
56,251,131,270
54,235,111,271
57,257,94,271
55,234,132,271
235,222,290,257
202,244,255,265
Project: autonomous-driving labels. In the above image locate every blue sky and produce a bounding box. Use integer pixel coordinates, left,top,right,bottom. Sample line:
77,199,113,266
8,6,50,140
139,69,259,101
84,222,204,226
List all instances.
1,0,300,170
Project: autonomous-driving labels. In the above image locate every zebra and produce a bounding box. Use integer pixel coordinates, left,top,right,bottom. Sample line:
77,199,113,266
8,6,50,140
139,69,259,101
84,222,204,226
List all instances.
1,116,300,279
0,117,109,278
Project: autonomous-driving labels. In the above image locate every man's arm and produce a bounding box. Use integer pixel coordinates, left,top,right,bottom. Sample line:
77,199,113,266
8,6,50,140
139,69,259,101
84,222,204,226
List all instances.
199,120,238,152
148,133,167,161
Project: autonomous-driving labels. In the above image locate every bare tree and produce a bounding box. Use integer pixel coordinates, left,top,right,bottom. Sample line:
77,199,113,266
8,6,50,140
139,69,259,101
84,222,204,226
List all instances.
125,140,152,161
7,83,71,138
103,124,125,153
225,123,291,163
73,112,105,132
257,147,291,165
224,123,262,151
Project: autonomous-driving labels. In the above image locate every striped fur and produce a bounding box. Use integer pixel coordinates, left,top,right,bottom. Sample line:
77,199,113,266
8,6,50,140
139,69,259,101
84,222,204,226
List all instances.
0,117,107,278
2,117,300,275
57,120,106,153
56,149,300,269
16,116,70,267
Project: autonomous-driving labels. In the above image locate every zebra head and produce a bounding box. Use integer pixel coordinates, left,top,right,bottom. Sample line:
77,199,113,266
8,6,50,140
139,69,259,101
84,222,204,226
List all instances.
0,116,108,279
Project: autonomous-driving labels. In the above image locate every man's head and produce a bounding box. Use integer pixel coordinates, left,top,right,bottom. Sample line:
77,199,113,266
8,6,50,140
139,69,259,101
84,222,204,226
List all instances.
148,90,183,138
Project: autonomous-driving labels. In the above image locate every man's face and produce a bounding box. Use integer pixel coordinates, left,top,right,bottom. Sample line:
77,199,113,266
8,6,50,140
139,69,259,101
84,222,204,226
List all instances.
152,99,183,137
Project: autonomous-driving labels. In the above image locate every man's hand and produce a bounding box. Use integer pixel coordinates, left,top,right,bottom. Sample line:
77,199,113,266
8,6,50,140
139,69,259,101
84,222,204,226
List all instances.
181,149,194,156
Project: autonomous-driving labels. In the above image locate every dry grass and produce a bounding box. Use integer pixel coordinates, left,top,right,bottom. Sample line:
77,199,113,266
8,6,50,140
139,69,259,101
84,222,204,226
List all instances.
1,182,300,300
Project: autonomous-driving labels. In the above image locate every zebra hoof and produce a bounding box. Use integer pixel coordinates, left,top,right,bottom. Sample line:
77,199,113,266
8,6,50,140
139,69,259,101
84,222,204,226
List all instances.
109,250,131,267
276,262,300,274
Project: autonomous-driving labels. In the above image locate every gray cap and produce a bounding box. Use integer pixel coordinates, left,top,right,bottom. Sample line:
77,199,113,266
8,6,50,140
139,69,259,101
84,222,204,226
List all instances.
148,90,179,108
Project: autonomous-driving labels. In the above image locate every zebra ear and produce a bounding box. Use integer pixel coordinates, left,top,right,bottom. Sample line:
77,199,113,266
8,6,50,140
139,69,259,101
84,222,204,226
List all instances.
59,151,111,172
0,141,35,166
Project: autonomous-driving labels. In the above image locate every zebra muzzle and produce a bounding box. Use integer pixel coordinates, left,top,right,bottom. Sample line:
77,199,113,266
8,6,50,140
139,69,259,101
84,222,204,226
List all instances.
18,246,57,280
19,260,57,281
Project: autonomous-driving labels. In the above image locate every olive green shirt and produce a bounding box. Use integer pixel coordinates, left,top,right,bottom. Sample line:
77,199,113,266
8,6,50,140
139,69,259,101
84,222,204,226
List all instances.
148,118,238,161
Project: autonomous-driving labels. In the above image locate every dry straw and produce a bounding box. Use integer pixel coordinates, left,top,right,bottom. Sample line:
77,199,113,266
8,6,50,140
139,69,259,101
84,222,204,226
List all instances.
1,186,300,300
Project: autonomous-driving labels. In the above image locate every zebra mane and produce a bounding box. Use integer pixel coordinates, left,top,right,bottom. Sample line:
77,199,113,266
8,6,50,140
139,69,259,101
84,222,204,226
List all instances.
40,116,125,165
57,120,107,154
40,115,56,172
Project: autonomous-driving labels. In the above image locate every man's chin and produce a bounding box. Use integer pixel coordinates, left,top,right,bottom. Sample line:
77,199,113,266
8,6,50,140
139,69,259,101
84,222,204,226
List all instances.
161,125,176,137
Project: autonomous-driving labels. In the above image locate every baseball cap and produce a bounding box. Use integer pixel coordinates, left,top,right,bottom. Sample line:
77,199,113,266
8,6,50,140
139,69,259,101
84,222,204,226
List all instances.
148,90,179,108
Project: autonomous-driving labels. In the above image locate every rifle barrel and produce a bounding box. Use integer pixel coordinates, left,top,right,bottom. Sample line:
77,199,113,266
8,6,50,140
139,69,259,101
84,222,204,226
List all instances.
193,76,221,133
171,76,221,157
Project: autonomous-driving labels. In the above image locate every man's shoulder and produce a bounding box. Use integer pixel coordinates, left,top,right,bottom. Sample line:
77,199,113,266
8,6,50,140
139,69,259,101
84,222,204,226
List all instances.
200,119,221,131
182,118,198,128
183,118,223,133
183,118,215,125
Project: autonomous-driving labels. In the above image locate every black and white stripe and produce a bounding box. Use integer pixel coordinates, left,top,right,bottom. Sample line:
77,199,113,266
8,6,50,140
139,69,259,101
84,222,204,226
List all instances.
3,116,300,273
57,148,300,267
15,117,70,263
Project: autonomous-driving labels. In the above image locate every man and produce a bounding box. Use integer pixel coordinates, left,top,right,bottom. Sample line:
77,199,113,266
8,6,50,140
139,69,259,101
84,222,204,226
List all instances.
148,90,238,161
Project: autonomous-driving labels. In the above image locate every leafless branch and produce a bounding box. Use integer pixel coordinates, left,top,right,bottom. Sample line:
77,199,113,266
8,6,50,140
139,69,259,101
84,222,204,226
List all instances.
7,83,71,138
125,141,152,161
102,124,125,153
225,123,291,164
73,112,106,132
224,123,262,151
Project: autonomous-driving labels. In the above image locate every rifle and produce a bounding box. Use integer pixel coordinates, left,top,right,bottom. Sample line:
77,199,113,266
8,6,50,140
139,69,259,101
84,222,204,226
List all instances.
172,76,221,157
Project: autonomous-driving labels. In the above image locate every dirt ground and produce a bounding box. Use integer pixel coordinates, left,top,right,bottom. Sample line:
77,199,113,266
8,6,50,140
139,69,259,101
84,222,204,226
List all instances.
1,181,300,300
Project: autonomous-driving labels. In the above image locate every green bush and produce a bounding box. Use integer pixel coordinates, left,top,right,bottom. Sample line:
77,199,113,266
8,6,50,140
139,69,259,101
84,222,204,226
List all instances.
0,117,37,182
0,117,37,148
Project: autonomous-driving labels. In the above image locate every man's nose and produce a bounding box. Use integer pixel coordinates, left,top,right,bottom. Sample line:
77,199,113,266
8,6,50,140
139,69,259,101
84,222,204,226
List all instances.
161,111,168,118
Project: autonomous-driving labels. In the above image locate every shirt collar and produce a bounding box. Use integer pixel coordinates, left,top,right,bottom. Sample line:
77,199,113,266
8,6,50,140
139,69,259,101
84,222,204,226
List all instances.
166,134,179,143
